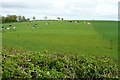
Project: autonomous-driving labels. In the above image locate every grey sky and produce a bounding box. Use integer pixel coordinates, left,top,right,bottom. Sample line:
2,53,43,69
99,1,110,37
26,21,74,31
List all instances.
1,0,119,20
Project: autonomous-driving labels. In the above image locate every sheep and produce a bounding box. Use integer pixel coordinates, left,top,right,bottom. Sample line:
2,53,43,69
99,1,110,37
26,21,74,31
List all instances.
35,24,37,25
75,21,78,23
88,22,91,24
32,25,36,28
1,27,4,29
9,25,12,27
32,23,38,28
26,24,28,26
7,28,10,29
45,23,49,25
12,27,16,29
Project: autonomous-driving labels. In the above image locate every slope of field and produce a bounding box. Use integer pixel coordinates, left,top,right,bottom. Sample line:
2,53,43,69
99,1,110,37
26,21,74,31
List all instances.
2,21,118,58
92,21,118,59
92,21,118,46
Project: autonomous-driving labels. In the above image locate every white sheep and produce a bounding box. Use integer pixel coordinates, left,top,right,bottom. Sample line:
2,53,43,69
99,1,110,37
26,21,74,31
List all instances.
75,21,78,23
45,23,49,25
12,27,16,29
7,28,10,29
88,22,91,24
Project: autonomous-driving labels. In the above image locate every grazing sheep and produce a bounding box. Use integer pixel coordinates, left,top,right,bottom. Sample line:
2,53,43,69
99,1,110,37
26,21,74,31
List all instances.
88,22,91,24
9,25,12,27
1,27,4,29
7,28,10,29
26,24,28,26
12,27,16,29
32,23,38,28
32,25,36,28
75,21,78,23
35,24,37,25
45,23,49,25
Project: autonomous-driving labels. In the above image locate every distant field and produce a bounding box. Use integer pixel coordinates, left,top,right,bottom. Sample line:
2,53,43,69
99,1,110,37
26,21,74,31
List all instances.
2,20,118,58
92,21,118,46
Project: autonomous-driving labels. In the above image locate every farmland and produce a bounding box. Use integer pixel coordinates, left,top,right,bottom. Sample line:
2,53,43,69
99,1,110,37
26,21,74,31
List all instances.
2,20,118,58
1,20,118,78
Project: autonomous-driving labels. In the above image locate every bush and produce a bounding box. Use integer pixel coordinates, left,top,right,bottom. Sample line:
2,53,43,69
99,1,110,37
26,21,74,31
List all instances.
2,47,118,79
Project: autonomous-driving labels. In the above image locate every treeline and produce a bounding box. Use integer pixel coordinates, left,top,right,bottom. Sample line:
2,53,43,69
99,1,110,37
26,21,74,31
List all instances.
1,15,30,23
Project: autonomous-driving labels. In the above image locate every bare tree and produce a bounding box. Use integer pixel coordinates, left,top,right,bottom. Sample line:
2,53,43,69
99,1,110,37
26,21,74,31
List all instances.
57,17,60,20
33,16,35,20
44,16,48,20
27,18,30,21
61,18,64,20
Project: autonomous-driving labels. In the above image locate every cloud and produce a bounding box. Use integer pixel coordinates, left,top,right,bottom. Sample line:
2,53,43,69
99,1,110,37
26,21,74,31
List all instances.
2,2,29,9
1,0,119,20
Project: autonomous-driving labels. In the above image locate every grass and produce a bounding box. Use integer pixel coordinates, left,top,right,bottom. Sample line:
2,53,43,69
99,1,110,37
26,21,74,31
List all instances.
2,20,118,58
92,21,118,46
1,20,118,79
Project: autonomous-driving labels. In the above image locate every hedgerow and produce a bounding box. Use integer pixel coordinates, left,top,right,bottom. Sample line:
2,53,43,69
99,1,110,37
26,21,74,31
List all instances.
2,47,118,79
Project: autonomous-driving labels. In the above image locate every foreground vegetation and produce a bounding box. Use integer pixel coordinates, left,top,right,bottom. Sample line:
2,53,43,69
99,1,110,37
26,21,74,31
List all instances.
2,47,118,79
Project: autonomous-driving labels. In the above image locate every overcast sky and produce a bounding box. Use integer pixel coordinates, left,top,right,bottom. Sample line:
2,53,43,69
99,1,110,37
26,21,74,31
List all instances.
1,0,119,20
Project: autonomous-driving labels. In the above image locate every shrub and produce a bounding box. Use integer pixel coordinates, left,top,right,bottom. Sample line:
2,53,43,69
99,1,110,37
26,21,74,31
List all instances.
2,47,118,79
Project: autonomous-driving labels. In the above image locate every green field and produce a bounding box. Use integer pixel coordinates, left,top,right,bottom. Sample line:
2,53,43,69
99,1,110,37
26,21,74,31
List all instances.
2,20,118,58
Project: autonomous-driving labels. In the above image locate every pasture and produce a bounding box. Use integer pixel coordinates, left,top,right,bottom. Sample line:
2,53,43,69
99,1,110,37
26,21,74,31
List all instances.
2,20,118,59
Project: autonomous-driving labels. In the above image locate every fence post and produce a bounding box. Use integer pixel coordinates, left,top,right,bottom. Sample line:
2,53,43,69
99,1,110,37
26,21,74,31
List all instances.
110,40,112,49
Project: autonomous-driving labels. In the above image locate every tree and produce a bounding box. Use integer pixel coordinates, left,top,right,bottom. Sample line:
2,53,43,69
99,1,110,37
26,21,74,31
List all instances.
33,16,35,20
17,16,26,22
5,16,12,23
18,16,22,21
0,17,1,24
2,15,28,23
44,16,48,20
27,18,30,21
2,16,5,23
61,18,64,20
57,17,60,20
22,16,26,21
11,15,17,22
4,15,18,22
